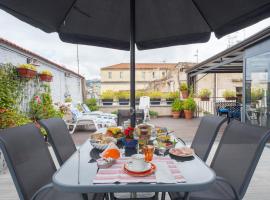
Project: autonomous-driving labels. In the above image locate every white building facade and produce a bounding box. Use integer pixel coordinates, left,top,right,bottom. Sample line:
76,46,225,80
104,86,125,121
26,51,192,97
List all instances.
0,37,84,104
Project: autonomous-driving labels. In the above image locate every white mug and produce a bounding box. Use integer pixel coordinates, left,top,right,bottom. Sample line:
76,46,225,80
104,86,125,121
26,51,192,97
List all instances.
129,154,147,171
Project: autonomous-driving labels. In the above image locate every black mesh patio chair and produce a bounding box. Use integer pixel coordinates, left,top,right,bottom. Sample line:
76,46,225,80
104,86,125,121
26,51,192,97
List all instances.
190,115,227,162
117,109,144,126
39,118,107,200
39,118,77,165
169,120,270,200
0,123,105,200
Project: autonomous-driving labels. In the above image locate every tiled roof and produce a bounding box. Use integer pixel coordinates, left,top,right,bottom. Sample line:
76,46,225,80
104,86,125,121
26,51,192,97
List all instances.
101,62,195,70
0,37,84,78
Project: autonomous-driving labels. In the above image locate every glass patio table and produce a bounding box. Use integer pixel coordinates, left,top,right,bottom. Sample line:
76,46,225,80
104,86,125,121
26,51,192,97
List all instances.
52,136,216,194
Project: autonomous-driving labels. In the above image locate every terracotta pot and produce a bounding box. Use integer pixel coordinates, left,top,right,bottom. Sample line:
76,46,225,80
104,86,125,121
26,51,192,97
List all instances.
225,97,236,101
184,110,193,119
200,97,210,101
39,74,53,82
172,111,180,119
17,68,37,78
181,90,189,99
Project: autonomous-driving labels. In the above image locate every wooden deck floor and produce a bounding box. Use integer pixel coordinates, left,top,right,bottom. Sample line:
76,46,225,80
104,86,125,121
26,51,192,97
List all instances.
0,117,269,200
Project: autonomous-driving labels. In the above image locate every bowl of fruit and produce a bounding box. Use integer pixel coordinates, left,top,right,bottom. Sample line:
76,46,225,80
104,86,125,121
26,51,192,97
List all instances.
106,127,125,140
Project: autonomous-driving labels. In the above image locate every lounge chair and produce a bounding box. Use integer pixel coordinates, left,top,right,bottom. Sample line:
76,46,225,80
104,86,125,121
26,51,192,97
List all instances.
0,123,105,200
169,120,270,200
68,107,100,134
81,103,117,120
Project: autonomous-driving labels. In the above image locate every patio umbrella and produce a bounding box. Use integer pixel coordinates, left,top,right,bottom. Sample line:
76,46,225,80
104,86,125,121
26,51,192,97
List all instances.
1,0,270,126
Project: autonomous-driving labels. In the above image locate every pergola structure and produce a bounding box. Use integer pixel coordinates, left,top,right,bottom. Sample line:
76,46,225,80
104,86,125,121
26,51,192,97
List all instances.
186,26,270,97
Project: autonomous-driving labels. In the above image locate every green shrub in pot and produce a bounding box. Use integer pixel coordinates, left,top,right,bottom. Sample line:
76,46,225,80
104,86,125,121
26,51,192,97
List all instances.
183,98,196,119
222,90,236,100
198,88,211,101
101,90,114,105
180,83,189,99
171,99,183,118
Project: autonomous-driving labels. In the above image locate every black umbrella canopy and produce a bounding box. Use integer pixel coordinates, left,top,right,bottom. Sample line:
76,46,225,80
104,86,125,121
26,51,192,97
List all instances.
1,0,270,127
1,0,270,50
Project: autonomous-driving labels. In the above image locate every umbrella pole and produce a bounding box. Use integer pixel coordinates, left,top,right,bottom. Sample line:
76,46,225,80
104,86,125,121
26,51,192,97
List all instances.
130,0,136,127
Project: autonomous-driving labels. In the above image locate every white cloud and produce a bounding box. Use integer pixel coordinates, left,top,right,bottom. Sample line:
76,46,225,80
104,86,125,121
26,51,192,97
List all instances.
0,10,269,79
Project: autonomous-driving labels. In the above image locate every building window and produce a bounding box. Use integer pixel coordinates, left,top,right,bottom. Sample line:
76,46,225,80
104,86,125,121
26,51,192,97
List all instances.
162,71,166,77
120,71,123,79
152,72,155,79
108,72,112,79
142,72,145,80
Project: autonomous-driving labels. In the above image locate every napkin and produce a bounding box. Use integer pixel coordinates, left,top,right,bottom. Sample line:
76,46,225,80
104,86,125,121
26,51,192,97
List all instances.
154,161,177,183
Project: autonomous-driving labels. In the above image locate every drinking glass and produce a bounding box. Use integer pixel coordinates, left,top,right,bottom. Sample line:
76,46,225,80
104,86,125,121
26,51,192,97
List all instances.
143,145,155,162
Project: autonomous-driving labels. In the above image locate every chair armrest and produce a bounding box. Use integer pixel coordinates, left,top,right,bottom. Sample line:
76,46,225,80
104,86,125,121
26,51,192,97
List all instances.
216,176,240,200
30,183,54,200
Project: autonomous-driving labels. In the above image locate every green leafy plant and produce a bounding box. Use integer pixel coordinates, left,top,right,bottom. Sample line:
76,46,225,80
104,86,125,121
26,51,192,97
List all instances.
198,89,211,98
111,110,118,115
135,91,146,98
29,84,63,121
65,97,72,103
222,90,236,99
0,109,31,129
116,91,130,99
180,83,188,91
183,98,196,111
0,63,28,110
251,88,264,102
149,110,158,117
165,92,179,100
101,90,115,100
148,91,163,99
84,98,99,111
171,99,183,112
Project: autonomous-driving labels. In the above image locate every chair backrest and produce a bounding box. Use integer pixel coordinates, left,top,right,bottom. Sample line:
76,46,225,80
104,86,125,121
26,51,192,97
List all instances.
117,109,144,126
191,115,226,161
70,107,83,121
0,124,56,200
139,96,150,110
39,118,77,165
210,120,270,199
82,103,91,113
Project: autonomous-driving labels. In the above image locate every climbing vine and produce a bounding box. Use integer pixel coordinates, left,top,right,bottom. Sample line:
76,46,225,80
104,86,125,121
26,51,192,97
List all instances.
0,63,63,131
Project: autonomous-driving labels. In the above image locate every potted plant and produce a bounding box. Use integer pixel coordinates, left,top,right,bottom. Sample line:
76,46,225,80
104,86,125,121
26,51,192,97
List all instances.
222,90,236,100
39,70,53,82
171,99,183,118
251,88,264,102
198,88,211,101
17,64,37,78
117,91,129,105
183,98,196,119
101,90,114,105
149,110,158,118
165,91,179,105
149,91,163,105
180,83,188,99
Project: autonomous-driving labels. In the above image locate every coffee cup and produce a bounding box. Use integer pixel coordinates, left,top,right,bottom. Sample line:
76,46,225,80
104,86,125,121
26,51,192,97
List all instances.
129,154,147,171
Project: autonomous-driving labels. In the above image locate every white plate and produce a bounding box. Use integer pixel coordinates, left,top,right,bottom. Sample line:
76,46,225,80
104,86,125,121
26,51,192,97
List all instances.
125,162,152,173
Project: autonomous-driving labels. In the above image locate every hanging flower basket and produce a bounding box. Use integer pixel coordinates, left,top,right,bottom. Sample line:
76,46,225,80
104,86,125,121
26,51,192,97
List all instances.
39,70,53,82
39,74,53,82
17,64,37,78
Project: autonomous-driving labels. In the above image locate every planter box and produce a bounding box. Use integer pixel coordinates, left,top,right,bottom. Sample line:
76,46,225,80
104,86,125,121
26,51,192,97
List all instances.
39,74,53,82
200,97,210,101
166,98,174,105
150,98,161,105
17,68,37,78
119,99,129,105
102,99,113,106
181,90,189,99
225,97,236,101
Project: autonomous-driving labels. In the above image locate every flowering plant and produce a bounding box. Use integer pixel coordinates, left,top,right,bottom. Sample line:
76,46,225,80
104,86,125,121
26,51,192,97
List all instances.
18,64,37,71
124,126,134,140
